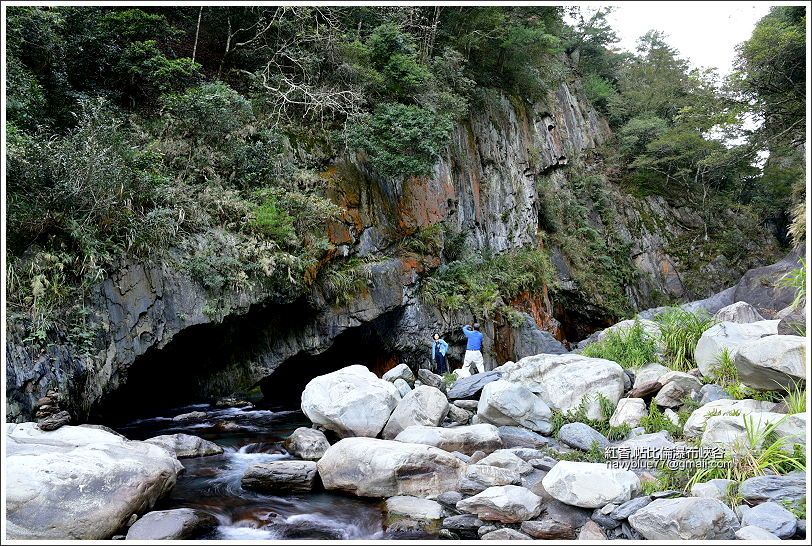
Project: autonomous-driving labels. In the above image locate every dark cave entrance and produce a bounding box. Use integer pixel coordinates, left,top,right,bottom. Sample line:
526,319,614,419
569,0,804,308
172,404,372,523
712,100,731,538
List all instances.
259,308,408,408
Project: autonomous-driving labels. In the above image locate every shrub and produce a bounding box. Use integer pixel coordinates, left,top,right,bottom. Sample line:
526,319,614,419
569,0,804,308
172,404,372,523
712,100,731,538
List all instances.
709,347,738,386
653,308,716,371
640,400,683,437
346,102,453,180
320,257,379,306
580,320,659,369
250,194,296,245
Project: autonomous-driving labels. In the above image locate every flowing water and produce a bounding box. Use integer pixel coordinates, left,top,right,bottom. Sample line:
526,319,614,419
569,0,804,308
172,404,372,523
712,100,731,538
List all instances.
112,401,430,540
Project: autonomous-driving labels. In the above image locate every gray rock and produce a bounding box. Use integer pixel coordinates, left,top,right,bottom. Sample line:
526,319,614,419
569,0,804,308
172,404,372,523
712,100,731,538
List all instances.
384,496,444,533
740,501,798,539
7,423,181,540
451,451,471,463
735,525,781,540
558,422,609,451
480,528,532,540
418,369,447,394
609,398,647,428
695,320,780,379
241,460,318,492
542,461,640,508
456,485,543,523
777,304,806,335
633,362,670,389
713,301,765,324
459,464,521,495
734,335,806,391
690,479,736,500
591,508,621,529
477,524,499,538
383,385,449,439
441,514,484,531
383,363,415,386
301,365,400,438
739,472,806,507
453,399,480,411
503,447,546,461
795,519,806,539
628,497,739,540
733,248,803,313
437,529,459,540
436,491,464,514
520,517,577,539
578,520,607,540
531,483,592,528
445,404,472,426
528,456,558,471
284,427,330,461
698,384,732,405
476,380,552,433
497,426,549,449
653,371,702,407
394,424,503,455
125,509,216,540
393,378,411,398
477,450,534,475
145,433,223,459
447,370,501,400
511,312,568,357
610,495,653,520
316,437,464,498
683,398,778,438
172,410,207,421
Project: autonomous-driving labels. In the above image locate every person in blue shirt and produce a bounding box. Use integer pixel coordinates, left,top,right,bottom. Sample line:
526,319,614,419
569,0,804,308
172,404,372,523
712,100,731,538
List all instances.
431,333,449,374
462,323,484,374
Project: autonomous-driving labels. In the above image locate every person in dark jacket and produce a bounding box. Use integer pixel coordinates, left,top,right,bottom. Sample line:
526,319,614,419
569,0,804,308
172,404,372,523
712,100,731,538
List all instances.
431,333,449,374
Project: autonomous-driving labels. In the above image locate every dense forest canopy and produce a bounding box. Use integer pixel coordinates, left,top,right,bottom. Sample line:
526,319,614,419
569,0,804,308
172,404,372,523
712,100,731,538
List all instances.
5,5,807,341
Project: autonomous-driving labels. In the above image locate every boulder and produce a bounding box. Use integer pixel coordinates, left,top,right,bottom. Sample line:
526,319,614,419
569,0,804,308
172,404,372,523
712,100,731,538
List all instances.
383,386,449,440
394,424,502,455
701,412,804,450
633,363,670,389
316,437,464,498
558,423,609,451
383,363,415,386
739,472,806,507
511,312,568,356
683,398,778,438
541,461,640,508
735,525,782,540
695,320,779,378
578,520,607,540
476,380,552,433
284,427,330,461
497,426,549,449
241,460,318,492
480,528,532,540
384,496,444,534
393,378,411,398
609,398,647,428
456,485,543,523
625,381,662,399
454,399,480,411
733,249,803,313
436,491,464,514
459,465,521,495
628,497,739,540
477,450,534,475
144,433,223,458
740,501,798,539
447,371,501,400
777,304,806,335
499,353,625,420
734,335,806,391
125,509,217,540
37,410,71,431
610,495,653,520
713,301,765,324
300,365,400,438
690,479,736,500
445,404,472,425
698,384,732,405
653,371,702,408
417,369,447,393
520,518,577,539
6,423,181,540
172,410,207,421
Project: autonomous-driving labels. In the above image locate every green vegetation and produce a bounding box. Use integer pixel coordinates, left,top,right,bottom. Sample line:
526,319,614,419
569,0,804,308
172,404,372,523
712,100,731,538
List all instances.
653,308,716,371
777,258,807,313
549,393,632,442
640,400,683,438
441,372,459,388
580,320,659,368
709,348,738,387
320,257,383,306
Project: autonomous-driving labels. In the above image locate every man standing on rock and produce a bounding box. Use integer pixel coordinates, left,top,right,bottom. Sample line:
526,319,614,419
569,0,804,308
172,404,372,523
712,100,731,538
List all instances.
462,323,484,374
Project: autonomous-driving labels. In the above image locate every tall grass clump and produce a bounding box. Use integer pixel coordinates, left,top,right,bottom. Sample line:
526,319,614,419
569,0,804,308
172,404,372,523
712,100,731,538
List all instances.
580,319,659,368
654,308,716,371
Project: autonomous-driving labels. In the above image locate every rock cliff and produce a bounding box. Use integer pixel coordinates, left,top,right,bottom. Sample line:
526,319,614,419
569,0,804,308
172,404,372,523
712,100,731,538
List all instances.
5,78,781,422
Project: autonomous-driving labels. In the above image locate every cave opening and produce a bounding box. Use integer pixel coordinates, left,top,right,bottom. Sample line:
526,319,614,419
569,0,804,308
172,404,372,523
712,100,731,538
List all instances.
259,308,408,408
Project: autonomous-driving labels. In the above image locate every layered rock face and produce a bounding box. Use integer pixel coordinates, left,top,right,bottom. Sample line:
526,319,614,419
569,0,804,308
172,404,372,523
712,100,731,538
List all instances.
5,76,781,422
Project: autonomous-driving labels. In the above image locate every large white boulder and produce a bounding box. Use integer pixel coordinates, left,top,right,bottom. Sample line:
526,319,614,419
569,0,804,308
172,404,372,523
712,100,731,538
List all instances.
394,424,503,455
301,365,400,438
7,423,181,540
683,398,779,438
382,385,449,439
284,427,330,461
628,497,739,539
383,363,415,386
541,461,640,508
609,398,647,428
476,380,552,433
499,354,625,420
695,320,779,378
316,437,464,498
713,301,765,324
456,485,543,523
734,335,806,391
